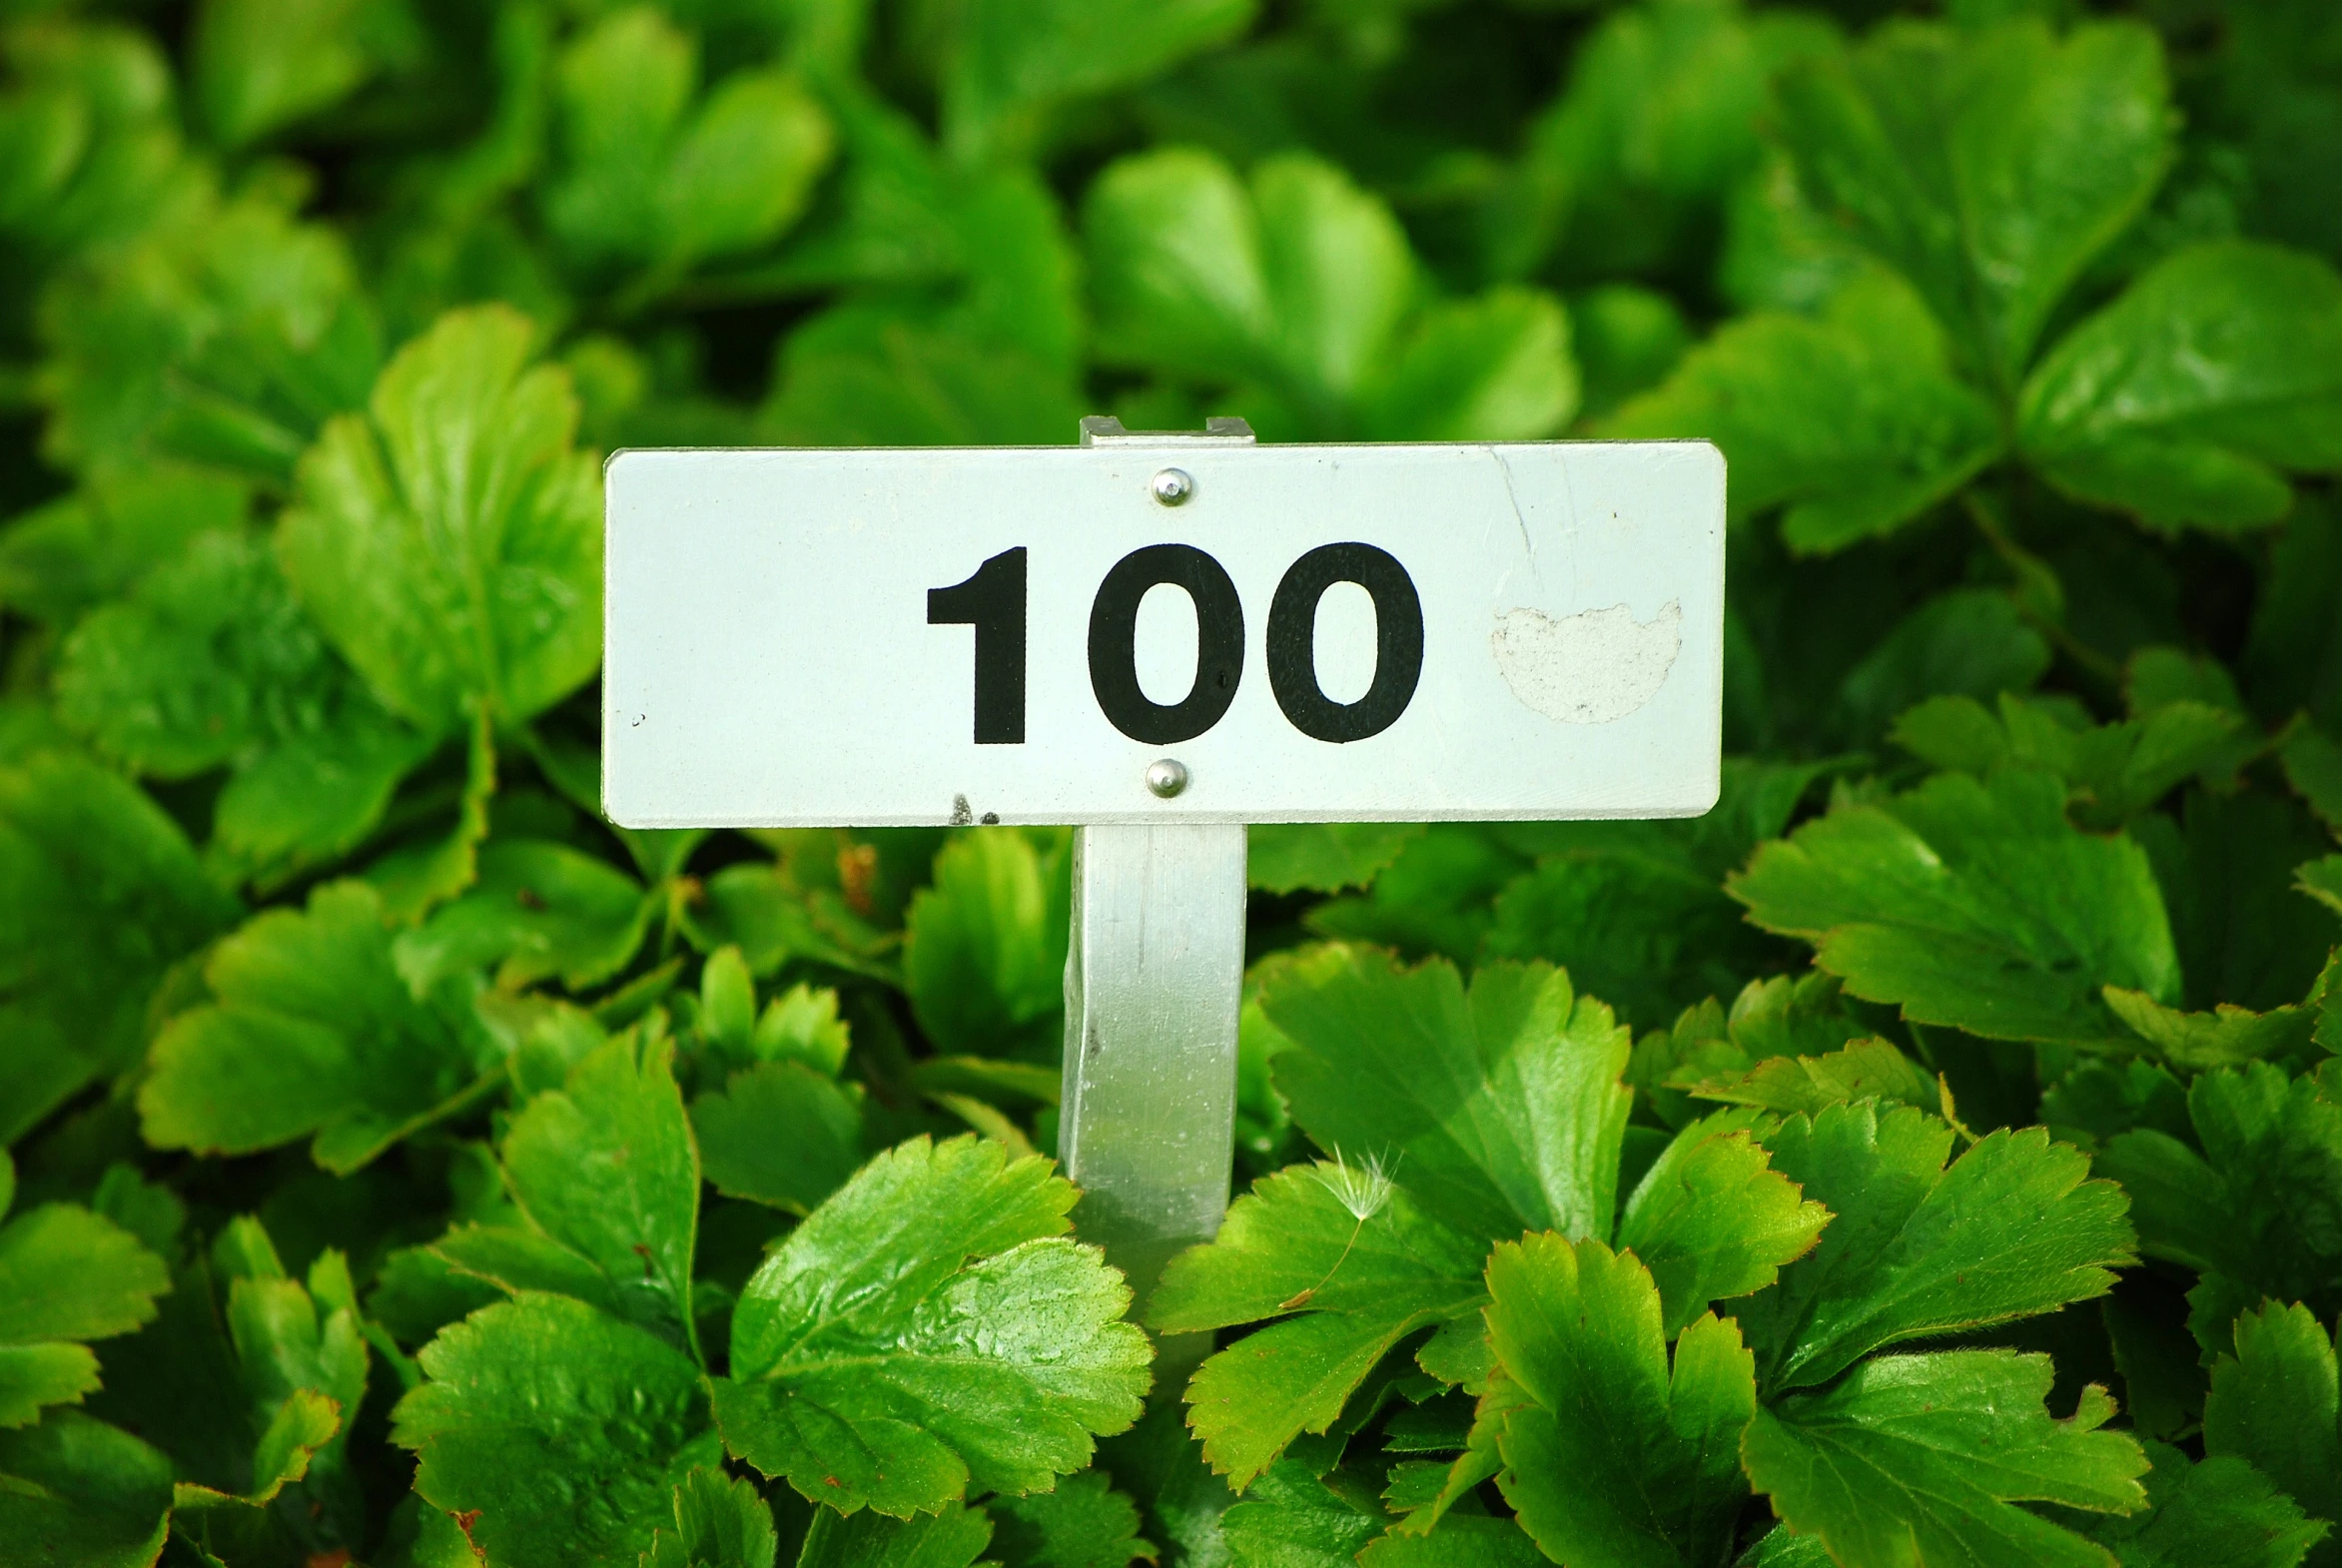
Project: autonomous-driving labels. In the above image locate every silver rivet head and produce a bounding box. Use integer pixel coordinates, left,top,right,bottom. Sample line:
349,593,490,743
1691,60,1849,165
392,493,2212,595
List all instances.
1145,758,1189,798
1151,468,1193,506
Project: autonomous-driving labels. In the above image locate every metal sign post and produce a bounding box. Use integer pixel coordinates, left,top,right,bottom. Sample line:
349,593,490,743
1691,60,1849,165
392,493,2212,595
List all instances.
602,420,1726,1307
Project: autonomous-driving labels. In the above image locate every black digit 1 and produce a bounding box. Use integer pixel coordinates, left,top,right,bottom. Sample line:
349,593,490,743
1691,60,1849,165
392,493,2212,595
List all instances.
928,547,1026,744
1088,544,1244,744
1267,542,1423,742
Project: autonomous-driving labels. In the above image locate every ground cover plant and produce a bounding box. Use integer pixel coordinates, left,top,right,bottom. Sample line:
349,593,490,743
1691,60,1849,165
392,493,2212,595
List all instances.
1,0,2340,1563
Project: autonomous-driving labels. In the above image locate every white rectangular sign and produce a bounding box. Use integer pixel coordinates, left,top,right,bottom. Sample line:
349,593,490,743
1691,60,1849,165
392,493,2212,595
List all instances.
603,439,1724,828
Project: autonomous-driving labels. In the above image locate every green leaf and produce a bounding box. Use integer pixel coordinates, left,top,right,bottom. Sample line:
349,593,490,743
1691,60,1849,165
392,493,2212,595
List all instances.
2074,1440,2331,1568
277,304,601,735
1601,270,2003,552
2202,1302,2341,1535
1686,1038,1945,1119
545,9,831,289
1262,949,1633,1244
0,23,186,267
2018,242,2342,532
141,880,493,1174
1149,1162,1488,1488
0,463,249,627
902,829,1071,1062
795,1501,994,1568
0,1412,174,1568
1087,149,1437,438
1733,1104,2135,1391
39,184,383,482
1485,1234,1756,1568
192,0,413,149
990,1471,1155,1568
0,1176,170,1426
2102,989,2319,1073
1614,1119,1829,1336
716,1135,1150,1516
1729,768,2181,1045
1892,692,2247,831
395,840,653,994
0,753,239,1143
941,0,1255,165
2096,1065,2342,1319
1773,18,2172,392
173,1386,339,1510
1247,825,1426,897
500,1033,701,1348
1742,1350,2148,1568
53,529,429,871
759,302,1083,447
1838,589,2051,739
393,1292,720,1568
1359,1515,1547,1568
1220,1460,1386,1568
640,1466,777,1568
1357,287,1579,442
691,1062,865,1215
2284,726,2342,839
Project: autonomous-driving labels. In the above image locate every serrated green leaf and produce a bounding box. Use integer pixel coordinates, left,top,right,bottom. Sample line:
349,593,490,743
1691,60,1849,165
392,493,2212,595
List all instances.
393,1292,719,1568
1246,824,1425,897
2097,1065,2342,1321
1485,1233,1755,1568
1892,692,2247,831
1615,1120,1829,1336
1686,1038,1943,1119
0,23,187,267
1734,1104,2135,1391
0,463,248,626
1220,1460,1385,1568
796,1500,995,1568
991,1470,1154,1568
1743,1350,2148,1568
717,1136,1150,1516
0,753,239,1143
1357,287,1578,442
902,829,1070,1063
0,1342,97,1430
1730,767,2180,1045
39,184,383,482
1150,1163,1487,1489
639,1466,778,1568
1263,949,1632,1244
0,1179,169,1426
2018,242,2342,532
2102,989,2318,1073
140,880,493,1174
1773,18,2171,392
172,1385,338,1510
2202,1301,2341,1539
691,1061,865,1215
2073,1440,2330,1568
759,301,1083,447
1602,271,2003,552
277,304,600,735
500,1033,700,1349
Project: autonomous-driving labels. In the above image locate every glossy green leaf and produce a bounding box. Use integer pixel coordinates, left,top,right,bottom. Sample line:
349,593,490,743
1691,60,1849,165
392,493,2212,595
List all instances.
2075,1440,2330,1568
141,880,492,1173
990,1471,1155,1568
1614,1120,1829,1336
2019,243,2342,532
1734,1104,2135,1391
2202,1301,2341,1537
1774,18,2172,392
640,1466,778,1568
1730,768,2181,1045
1486,1234,1756,1568
0,1412,174,1568
1602,272,2002,552
393,1292,719,1568
0,463,249,626
717,1136,1150,1515
395,839,652,994
1685,1038,1944,1119
1262,949,1633,1244
691,1061,865,1215
1247,824,1425,896
1220,1460,1386,1568
1743,1350,2148,1568
277,304,601,735
795,1501,994,1568
1149,1162,1488,1488
902,830,1071,1063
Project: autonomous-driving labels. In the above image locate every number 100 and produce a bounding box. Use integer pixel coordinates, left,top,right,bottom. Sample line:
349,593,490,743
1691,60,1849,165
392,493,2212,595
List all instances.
927,543,1424,746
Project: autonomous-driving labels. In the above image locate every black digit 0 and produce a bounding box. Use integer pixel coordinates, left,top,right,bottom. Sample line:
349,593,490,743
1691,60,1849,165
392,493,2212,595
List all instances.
1267,542,1424,742
1088,544,1244,744
928,546,1027,744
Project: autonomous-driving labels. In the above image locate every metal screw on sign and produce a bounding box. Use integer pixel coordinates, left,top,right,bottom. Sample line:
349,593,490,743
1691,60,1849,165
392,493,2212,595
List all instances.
600,414,1726,1361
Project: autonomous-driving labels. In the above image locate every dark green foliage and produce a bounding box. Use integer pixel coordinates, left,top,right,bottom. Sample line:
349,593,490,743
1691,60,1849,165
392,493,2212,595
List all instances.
2,1,2339,1566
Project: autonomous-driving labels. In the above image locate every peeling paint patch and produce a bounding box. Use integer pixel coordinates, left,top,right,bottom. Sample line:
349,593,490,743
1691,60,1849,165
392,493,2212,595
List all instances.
1491,599,1682,724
